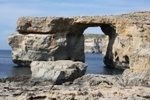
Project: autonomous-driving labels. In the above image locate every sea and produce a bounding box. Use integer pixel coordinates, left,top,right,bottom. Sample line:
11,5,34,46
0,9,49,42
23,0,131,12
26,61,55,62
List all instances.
0,50,123,78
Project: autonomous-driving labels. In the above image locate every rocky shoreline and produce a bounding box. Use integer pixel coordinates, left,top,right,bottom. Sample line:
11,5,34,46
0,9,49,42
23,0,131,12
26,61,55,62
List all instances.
0,74,150,100
5,11,150,99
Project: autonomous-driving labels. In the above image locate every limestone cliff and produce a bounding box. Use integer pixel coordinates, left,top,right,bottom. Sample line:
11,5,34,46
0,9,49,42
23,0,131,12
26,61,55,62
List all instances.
8,11,150,86
84,34,108,54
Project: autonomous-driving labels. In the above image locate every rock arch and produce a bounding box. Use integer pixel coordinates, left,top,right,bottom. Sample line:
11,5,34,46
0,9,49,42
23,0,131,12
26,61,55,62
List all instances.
8,11,150,86
80,24,119,68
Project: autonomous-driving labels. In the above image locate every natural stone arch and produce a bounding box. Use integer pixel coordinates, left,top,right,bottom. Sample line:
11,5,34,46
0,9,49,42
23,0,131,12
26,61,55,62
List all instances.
8,11,150,86
6,16,136,69
75,23,120,68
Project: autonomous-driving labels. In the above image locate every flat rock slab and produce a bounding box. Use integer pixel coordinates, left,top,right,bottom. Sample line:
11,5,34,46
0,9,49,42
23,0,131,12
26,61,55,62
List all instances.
17,17,74,33
31,60,87,84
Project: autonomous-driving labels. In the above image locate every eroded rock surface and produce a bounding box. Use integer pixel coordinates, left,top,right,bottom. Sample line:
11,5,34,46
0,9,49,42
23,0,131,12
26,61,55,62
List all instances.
31,60,87,84
0,75,150,100
8,11,150,86
8,32,85,66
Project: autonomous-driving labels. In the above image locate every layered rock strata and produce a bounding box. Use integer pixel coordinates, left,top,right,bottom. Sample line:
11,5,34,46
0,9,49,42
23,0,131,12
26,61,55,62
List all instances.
8,11,150,86
8,32,85,66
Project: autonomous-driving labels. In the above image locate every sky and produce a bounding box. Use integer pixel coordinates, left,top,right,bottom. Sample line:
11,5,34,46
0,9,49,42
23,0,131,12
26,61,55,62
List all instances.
0,0,150,50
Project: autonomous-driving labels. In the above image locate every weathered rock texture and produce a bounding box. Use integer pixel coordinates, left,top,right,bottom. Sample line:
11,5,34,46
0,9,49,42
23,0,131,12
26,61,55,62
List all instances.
8,11,150,86
0,75,150,100
31,60,87,84
8,32,84,66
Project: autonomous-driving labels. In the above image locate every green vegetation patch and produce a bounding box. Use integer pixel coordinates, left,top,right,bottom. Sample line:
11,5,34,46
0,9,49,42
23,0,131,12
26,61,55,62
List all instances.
84,33,106,39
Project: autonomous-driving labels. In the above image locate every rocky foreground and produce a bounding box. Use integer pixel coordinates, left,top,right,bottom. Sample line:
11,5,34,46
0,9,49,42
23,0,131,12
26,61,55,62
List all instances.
0,74,150,100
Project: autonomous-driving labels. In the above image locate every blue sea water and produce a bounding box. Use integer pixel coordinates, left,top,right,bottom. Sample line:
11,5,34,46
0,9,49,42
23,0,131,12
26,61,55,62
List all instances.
85,53,123,74
0,50,31,78
0,50,123,78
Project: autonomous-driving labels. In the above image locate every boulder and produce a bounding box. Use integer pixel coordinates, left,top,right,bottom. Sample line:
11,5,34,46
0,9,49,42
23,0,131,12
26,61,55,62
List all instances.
30,60,87,84
123,69,150,87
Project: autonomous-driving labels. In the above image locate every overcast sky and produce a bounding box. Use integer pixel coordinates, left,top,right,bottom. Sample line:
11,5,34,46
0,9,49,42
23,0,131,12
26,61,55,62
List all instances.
0,0,150,50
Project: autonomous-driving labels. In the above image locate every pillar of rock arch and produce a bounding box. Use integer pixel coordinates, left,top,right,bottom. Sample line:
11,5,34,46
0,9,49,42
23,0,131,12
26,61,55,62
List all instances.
8,17,87,66
8,11,150,86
